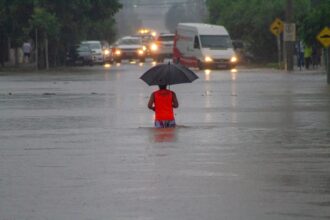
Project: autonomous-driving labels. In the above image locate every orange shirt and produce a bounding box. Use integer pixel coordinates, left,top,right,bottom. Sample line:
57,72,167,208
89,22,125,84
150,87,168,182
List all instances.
154,89,174,120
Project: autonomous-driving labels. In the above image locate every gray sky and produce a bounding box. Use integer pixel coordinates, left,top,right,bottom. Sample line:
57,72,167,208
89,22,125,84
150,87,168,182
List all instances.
133,4,169,32
116,0,207,36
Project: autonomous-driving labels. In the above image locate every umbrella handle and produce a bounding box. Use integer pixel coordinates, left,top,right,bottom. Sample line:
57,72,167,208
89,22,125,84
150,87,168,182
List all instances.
168,62,170,86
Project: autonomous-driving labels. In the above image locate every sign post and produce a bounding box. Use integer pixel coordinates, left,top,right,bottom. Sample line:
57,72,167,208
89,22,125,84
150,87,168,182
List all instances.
327,48,330,84
270,18,284,69
284,23,296,42
316,27,330,84
283,23,296,71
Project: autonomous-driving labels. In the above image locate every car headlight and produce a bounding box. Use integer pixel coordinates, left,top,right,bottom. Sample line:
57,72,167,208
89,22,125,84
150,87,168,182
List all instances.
230,56,238,63
150,43,158,51
204,56,213,62
142,45,147,51
114,49,121,56
138,49,144,55
104,49,110,55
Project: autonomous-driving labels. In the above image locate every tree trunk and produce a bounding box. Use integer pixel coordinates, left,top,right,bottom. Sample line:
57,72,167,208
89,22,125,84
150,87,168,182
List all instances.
35,28,38,71
0,33,5,67
14,47,19,67
7,37,11,64
45,37,49,70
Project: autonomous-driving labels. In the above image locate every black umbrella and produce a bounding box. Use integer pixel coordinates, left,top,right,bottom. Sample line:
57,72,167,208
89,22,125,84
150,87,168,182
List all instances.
140,62,198,86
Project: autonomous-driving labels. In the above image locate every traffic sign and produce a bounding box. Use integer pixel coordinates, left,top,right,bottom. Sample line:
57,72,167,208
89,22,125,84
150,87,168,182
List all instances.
316,27,330,48
270,18,284,36
283,23,296,42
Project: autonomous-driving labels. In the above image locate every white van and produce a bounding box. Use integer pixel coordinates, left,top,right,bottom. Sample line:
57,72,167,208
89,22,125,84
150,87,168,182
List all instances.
173,23,237,69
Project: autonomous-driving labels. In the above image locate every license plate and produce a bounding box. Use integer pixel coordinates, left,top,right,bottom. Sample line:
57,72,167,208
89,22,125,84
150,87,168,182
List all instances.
123,52,134,56
217,64,227,68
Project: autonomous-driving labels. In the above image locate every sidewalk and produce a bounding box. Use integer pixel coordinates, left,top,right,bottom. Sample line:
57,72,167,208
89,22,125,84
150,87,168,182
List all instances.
0,61,37,72
292,64,326,73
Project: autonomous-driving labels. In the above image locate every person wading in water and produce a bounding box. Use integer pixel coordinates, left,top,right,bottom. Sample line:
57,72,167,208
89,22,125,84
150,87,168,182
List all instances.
148,84,179,128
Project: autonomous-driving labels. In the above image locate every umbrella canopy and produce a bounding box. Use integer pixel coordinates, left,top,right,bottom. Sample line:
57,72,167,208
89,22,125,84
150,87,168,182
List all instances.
140,62,198,86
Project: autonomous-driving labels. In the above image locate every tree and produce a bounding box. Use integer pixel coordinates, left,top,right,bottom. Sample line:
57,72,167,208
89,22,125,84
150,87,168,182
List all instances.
0,0,34,66
205,0,312,62
298,1,330,45
165,0,207,33
165,3,187,32
0,0,122,68
36,0,122,66
115,6,142,37
28,7,60,69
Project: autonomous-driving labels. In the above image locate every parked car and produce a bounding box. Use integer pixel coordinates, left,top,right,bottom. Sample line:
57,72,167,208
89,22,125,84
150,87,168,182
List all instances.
81,40,105,64
66,44,93,66
150,33,175,62
111,36,147,63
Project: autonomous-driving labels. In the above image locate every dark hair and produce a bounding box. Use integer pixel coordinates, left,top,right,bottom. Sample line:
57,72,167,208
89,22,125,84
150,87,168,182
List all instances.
158,84,167,90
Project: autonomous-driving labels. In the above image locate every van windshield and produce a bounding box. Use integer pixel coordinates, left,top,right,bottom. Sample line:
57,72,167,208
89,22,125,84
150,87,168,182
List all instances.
200,35,232,49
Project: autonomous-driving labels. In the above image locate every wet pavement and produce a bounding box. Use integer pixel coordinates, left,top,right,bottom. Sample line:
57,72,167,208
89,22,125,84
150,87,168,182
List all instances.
0,64,330,220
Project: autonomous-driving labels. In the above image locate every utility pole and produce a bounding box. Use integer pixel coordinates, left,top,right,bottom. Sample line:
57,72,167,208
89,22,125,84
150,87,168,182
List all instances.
284,0,294,71
324,47,330,84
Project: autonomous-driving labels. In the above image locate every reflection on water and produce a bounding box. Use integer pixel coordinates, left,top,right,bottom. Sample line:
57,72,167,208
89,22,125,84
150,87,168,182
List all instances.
204,69,211,81
103,63,111,69
150,128,177,143
1,63,330,220
231,69,237,81
231,70,237,123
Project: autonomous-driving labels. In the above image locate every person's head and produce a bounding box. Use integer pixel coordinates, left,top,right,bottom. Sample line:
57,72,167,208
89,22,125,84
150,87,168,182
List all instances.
158,84,167,90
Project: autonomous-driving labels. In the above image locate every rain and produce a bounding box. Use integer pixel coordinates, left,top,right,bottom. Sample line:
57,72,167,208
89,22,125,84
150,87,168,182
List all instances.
0,0,330,219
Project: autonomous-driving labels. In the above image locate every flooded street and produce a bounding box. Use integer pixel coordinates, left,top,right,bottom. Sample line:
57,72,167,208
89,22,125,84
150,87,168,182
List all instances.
1,64,330,220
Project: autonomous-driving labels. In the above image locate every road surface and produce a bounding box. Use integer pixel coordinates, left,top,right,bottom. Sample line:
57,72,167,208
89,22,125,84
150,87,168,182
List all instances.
0,63,329,220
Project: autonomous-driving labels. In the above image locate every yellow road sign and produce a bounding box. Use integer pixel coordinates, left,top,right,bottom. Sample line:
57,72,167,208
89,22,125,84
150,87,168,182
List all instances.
270,18,284,36
316,27,330,48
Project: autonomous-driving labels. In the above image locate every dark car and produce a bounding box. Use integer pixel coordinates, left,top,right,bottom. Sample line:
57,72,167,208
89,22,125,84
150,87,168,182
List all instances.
66,44,93,66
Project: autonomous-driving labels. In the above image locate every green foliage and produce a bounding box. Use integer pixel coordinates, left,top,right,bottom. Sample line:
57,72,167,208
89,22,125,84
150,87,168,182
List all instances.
298,1,330,45
205,0,318,62
165,3,188,32
165,0,206,33
0,0,122,66
29,7,60,38
0,0,34,46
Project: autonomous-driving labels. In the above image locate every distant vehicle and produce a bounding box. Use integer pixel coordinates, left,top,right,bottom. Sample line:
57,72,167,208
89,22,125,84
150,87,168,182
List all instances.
81,40,105,64
140,35,156,57
149,33,175,62
65,44,93,66
173,23,238,69
135,28,157,57
100,40,113,63
111,36,147,63
232,39,254,64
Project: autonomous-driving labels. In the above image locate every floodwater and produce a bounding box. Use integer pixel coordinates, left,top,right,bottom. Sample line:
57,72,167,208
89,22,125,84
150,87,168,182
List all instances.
0,64,329,220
